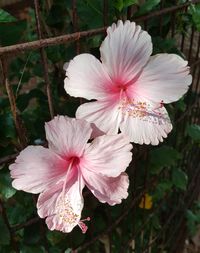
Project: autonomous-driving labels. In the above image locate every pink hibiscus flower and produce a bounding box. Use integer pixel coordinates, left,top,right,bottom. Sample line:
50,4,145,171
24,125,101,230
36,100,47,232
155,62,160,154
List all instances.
9,116,132,233
64,20,192,145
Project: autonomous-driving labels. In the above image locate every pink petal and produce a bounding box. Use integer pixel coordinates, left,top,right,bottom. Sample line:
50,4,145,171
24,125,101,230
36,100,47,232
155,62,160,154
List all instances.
83,133,132,177
37,173,85,233
45,116,92,158
76,99,121,136
9,146,67,194
64,53,113,100
119,100,172,145
83,172,129,205
100,20,152,84
134,54,192,103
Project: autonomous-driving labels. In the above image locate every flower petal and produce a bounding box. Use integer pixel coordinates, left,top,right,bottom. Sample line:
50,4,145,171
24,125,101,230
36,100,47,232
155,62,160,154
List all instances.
37,173,85,233
100,20,152,84
83,133,132,177
83,172,129,205
9,146,66,194
76,99,122,135
45,116,92,158
64,53,113,100
134,54,192,103
119,100,172,145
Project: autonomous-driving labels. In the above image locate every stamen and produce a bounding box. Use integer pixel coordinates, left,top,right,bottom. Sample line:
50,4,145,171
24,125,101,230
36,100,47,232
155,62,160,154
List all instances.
78,217,91,234
56,197,79,226
55,159,82,230
119,98,170,125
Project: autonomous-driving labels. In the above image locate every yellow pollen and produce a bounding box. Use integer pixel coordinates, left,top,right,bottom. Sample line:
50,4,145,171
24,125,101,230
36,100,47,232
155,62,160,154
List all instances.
118,99,169,125
56,198,79,225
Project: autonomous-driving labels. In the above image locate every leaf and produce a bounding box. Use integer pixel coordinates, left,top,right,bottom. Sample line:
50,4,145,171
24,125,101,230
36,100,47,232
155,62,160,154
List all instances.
0,112,16,140
0,9,17,22
135,0,160,16
0,216,10,245
175,98,186,112
172,168,188,191
20,246,45,253
123,0,138,8
0,172,16,200
114,0,138,11
150,146,182,174
114,0,124,11
17,89,47,112
154,180,173,199
186,210,199,236
189,4,200,32
46,2,70,29
151,215,161,230
0,20,27,46
187,124,200,142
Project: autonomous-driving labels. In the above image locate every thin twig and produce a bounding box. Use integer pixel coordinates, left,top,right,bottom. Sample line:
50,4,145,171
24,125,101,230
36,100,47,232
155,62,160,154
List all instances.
0,153,18,165
34,0,54,119
16,52,32,97
11,217,40,232
72,0,80,54
0,57,28,149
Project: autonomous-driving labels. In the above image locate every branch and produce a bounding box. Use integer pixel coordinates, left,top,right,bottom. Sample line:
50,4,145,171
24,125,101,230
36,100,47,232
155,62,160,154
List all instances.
0,153,18,165
1,0,200,56
11,217,40,232
34,0,54,119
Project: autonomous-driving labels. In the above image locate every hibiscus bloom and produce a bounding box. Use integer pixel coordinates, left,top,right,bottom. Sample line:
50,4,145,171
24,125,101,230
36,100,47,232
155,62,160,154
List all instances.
9,116,132,233
64,20,192,145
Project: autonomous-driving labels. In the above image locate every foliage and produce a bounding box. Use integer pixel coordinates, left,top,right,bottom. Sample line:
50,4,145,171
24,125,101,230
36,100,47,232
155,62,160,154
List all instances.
189,4,200,31
0,0,199,252
186,202,200,236
187,124,200,143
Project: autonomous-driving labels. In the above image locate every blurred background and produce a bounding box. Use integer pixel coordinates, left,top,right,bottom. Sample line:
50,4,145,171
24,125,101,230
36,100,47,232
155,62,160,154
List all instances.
0,0,200,252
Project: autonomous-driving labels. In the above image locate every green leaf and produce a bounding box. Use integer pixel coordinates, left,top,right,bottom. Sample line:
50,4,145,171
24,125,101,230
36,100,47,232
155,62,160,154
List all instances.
175,98,186,112
20,245,45,253
186,210,199,236
0,20,27,46
114,0,124,11
172,168,188,191
0,216,10,245
123,0,138,8
114,0,138,11
0,9,17,22
0,172,16,200
135,0,160,16
154,180,173,199
17,89,47,112
151,215,161,230
187,124,200,142
189,4,200,31
46,2,70,29
47,230,66,246
150,146,182,174
0,112,16,140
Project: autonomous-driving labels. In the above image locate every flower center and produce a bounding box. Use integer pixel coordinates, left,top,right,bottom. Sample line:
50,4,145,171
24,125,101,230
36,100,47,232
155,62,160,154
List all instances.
119,99,169,125
117,84,127,92
69,156,80,167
